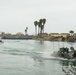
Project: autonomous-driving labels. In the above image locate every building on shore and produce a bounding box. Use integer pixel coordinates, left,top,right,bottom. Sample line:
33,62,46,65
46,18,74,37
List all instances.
2,35,35,39
49,33,59,37
60,33,70,38
1,32,35,39
48,33,70,41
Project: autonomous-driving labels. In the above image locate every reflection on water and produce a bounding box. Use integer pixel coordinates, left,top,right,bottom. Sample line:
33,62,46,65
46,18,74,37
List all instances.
60,60,76,66
59,60,76,75
39,40,44,45
60,60,72,66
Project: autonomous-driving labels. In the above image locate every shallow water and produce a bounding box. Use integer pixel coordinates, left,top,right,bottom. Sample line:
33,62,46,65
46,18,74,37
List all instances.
0,40,76,75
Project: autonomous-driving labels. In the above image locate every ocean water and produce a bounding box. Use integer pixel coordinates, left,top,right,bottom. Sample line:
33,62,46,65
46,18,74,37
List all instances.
0,39,76,75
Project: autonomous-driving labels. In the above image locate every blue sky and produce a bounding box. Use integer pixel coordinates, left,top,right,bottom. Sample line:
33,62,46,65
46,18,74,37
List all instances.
0,0,76,35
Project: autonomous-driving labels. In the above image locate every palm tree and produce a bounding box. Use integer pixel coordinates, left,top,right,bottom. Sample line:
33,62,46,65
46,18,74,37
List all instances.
68,30,75,42
38,22,41,36
25,29,27,35
25,27,28,35
26,27,28,30
42,18,46,34
34,18,46,38
34,21,38,36
69,30,74,36
39,19,43,37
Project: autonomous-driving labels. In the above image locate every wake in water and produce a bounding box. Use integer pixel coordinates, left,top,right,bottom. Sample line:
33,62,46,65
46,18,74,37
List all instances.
1,40,76,62
39,49,76,62
50,51,76,61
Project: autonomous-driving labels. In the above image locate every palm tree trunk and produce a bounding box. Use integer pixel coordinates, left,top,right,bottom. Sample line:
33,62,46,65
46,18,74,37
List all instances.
43,25,44,37
38,27,39,37
35,26,37,37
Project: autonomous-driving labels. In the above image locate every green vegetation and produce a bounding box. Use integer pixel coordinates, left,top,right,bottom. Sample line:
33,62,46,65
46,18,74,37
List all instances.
25,27,28,35
69,30,74,36
34,21,38,36
34,18,46,38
